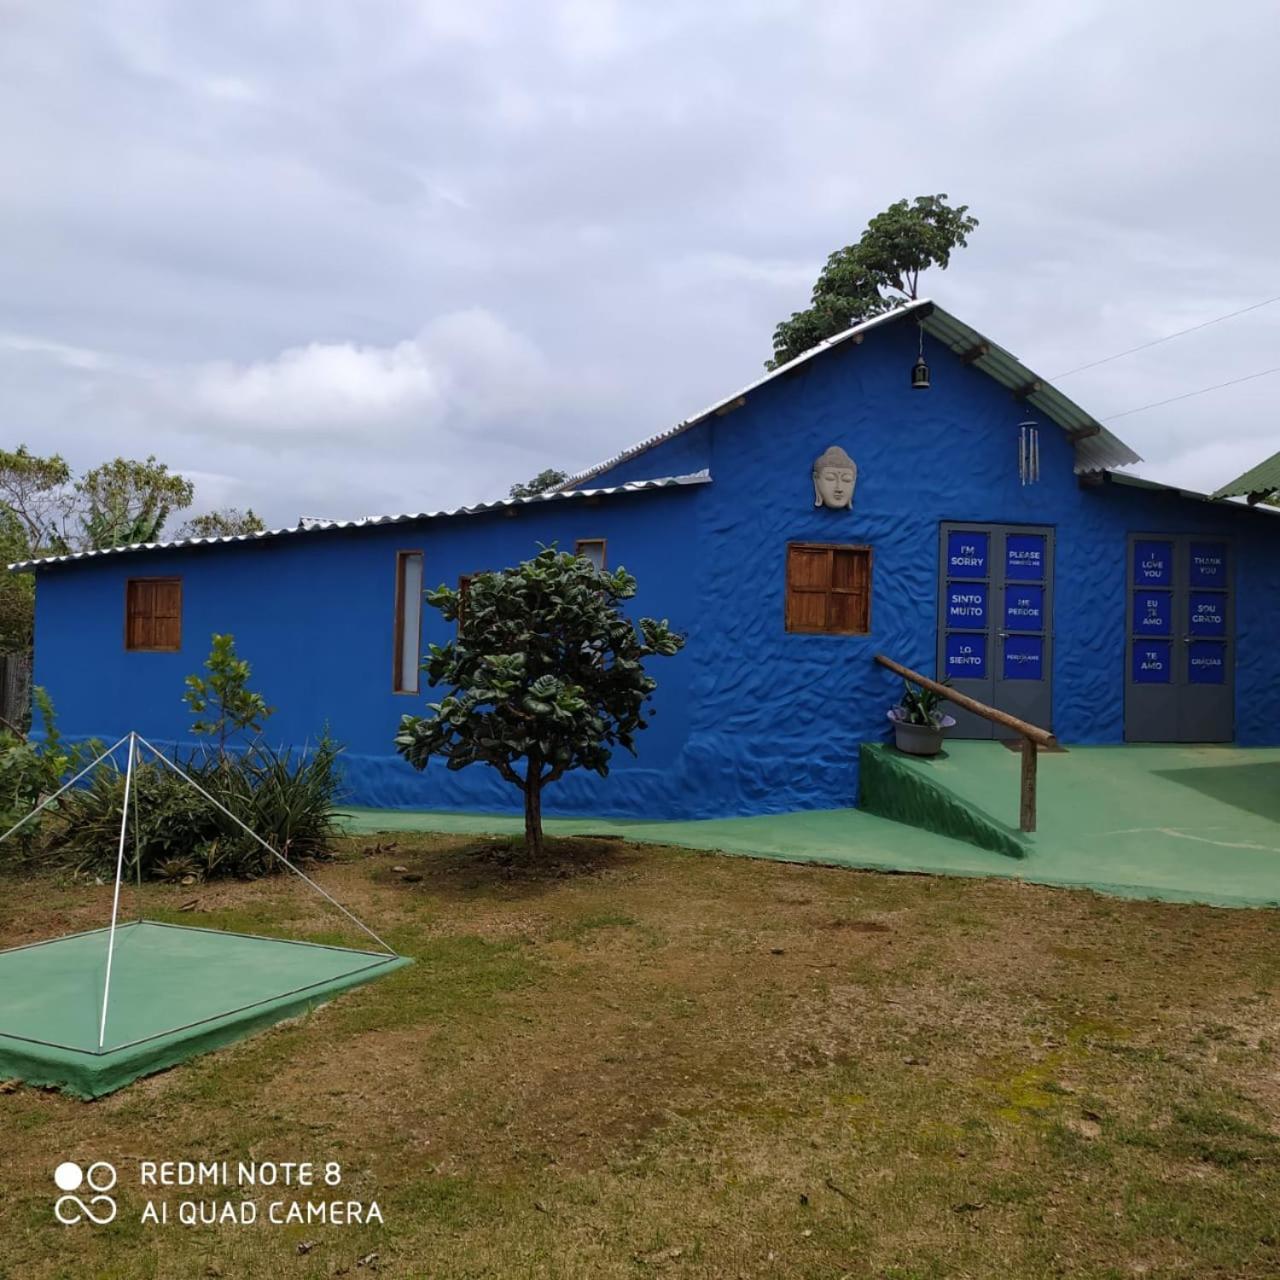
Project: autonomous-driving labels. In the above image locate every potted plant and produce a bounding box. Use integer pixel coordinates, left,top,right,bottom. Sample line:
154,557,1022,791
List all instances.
886,676,957,756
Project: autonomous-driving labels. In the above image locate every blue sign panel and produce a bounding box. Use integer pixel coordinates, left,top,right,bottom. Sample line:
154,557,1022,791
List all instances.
1005,533,1045,582
1188,641,1226,685
1188,591,1226,637
1189,542,1227,587
1004,585,1043,633
947,531,988,579
1132,640,1171,684
946,582,987,630
1133,590,1171,636
1133,539,1172,587
945,632,986,680
1003,634,1043,681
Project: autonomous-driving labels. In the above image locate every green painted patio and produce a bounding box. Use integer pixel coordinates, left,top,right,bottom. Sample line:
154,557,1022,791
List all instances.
344,744,1280,909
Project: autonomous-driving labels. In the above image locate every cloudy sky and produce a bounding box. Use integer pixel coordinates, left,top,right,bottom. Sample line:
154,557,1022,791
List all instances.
2,1,1278,526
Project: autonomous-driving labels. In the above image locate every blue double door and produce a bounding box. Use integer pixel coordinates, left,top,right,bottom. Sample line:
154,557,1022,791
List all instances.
937,523,1054,738
1126,535,1233,742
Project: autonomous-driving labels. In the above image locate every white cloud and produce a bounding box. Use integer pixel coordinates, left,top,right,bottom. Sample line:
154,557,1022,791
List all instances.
0,333,123,373
3,0,1280,523
180,308,555,435
187,337,444,430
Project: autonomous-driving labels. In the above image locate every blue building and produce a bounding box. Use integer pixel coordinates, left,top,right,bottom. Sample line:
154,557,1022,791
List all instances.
17,300,1280,820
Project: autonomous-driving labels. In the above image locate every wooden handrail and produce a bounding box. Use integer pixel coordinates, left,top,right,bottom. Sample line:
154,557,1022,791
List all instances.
875,653,1056,833
875,654,1055,745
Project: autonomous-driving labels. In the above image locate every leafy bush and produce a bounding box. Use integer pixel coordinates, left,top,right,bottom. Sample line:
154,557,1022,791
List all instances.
51,738,344,882
0,688,99,853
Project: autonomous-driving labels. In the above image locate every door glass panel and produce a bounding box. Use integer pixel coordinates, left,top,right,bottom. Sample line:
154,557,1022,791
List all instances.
1004,533,1045,582
1133,539,1173,586
1133,589,1171,635
945,582,988,629
1003,634,1043,680
1004,584,1043,632
945,632,986,679
1188,591,1226,636
1132,640,1172,684
1188,641,1227,684
946,531,988,578
1189,542,1227,587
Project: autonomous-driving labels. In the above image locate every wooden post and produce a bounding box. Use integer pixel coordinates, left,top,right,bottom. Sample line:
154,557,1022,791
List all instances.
873,653,1054,834
1019,735,1037,833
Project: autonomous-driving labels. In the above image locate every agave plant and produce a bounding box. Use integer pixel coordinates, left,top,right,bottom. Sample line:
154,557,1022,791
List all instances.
50,737,345,881
897,676,953,728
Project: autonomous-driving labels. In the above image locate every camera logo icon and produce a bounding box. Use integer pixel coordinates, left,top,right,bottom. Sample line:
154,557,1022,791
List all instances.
54,1161,118,1226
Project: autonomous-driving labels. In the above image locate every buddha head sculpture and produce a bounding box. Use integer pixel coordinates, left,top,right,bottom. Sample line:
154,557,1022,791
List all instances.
812,445,857,510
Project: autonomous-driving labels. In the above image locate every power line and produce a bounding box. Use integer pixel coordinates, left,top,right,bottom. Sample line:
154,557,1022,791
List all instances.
1052,294,1280,379
1103,365,1280,421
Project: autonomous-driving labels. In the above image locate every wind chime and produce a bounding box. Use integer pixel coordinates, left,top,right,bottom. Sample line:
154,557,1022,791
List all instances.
910,323,930,390
1018,419,1040,485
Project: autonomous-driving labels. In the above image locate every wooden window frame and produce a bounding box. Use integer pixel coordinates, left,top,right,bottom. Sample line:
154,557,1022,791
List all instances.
124,577,183,652
392,550,425,694
784,542,873,636
575,538,607,570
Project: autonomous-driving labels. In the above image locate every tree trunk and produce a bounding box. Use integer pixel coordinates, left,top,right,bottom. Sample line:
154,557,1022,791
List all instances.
523,778,544,858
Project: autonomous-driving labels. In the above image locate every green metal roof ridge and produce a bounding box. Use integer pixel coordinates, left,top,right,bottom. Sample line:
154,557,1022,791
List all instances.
1209,448,1280,502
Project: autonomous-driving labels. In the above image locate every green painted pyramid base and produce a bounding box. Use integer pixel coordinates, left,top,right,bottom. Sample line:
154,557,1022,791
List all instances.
0,921,408,1098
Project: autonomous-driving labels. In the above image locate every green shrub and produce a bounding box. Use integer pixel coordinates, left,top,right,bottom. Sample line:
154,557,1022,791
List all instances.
51,738,344,882
0,688,100,856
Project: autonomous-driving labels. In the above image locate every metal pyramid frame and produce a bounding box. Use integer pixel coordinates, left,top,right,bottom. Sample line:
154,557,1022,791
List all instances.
0,731,397,1053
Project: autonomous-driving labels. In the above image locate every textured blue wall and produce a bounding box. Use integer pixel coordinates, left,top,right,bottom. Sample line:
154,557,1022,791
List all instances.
587,319,1280,815
31,487,704,817
28,316,1280,819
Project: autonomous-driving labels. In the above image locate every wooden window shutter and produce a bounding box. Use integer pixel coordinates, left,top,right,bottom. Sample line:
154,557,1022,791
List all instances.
785,544,871,635
125,578,182,651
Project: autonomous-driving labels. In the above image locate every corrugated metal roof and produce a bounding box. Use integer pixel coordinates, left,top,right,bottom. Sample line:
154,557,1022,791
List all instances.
915,305,1142,473
9,471,712,573
558,299,1142,489
1107,469,1280,517
1209,448,1280,502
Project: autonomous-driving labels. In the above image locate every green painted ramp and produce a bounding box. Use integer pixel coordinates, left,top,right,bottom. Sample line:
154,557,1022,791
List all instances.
858,743,1028,858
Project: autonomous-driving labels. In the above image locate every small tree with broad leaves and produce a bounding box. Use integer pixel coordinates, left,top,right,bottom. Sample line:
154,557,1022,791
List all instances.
183,633,274,760
394,547,684,857
508,468,567,499
768,193,979,368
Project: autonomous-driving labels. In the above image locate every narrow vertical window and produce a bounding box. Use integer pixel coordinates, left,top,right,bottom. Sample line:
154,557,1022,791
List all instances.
394,552,424,693
575,539,607,570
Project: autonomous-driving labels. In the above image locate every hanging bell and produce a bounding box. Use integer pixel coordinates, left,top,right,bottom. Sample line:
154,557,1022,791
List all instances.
911,354,930,390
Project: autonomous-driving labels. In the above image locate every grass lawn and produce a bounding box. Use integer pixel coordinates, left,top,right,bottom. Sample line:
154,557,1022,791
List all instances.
3,833,1280,1278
